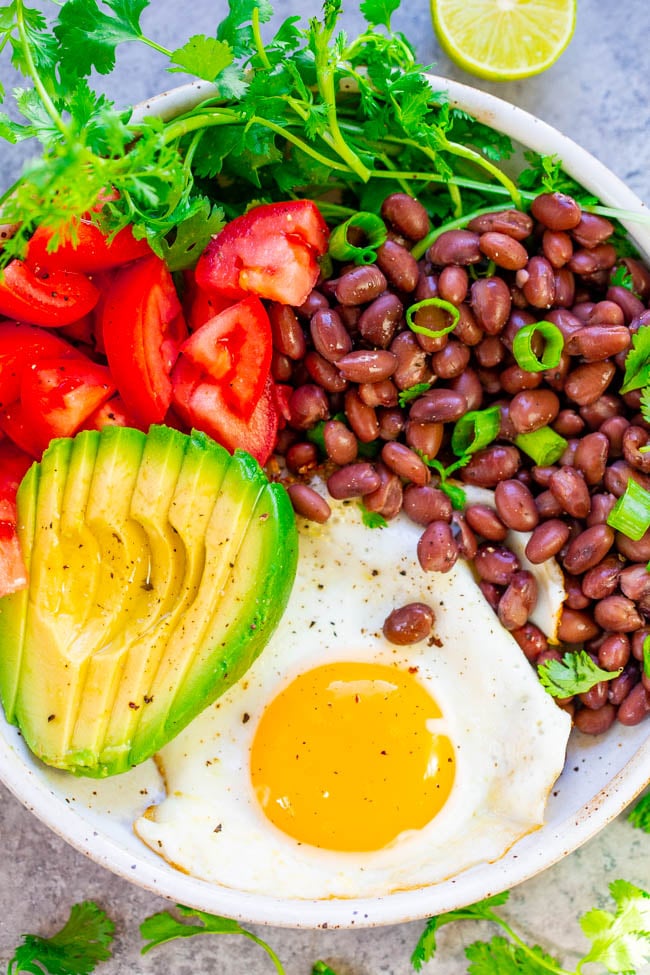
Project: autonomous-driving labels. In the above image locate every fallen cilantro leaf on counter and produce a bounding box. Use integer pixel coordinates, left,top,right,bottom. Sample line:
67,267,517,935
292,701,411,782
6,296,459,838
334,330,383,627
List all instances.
629,792,650,833
538,650,621,697
411,892,511,970
8,901,114,975
464,934,558,975
579,880,650,973
140,905,287,973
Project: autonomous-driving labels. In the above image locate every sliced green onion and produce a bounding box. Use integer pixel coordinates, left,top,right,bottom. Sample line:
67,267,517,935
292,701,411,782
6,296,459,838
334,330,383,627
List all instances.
512,320,564,373
406,298,460,340
514,427,568,466
328,212,387,265
643,634,650,678
607,478,650,541
451,406,501,457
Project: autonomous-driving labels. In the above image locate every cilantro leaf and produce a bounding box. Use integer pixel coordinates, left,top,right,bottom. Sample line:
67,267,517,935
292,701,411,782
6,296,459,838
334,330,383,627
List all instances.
159,199,225,271
640,387,650,426
538,650,621,698
579,880,650,973
465,934,558,975
359,0,400,29
620,325,650,394
629,792,650,833
312,964,340,975
54,0,149,79
611,264,639,294
411,893,511,970
169,36,234,81
358,504,387,529
398,381,432,407
517,150,598,205
216,0,274,60
8,902,115,975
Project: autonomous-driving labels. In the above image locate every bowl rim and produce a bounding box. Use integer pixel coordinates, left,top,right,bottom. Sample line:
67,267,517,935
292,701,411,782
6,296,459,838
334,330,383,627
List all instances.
1,74,649,930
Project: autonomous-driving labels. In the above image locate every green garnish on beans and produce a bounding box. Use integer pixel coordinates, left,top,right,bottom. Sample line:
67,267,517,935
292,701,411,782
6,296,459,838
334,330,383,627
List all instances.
537,650,621,698
607,479,650,541
451,406,501,457
328,212,387,265
514,426,568,466
511,320,564,373
406,298,461,340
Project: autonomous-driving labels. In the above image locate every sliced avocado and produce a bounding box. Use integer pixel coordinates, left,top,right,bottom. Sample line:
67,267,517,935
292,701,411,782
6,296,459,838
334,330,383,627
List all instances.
0,424,297,777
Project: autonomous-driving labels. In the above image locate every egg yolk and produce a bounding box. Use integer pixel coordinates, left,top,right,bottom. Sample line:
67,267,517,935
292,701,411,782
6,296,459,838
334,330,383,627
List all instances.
249,661,455,852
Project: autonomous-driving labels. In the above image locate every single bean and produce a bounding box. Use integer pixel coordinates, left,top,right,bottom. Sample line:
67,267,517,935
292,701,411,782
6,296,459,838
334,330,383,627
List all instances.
451,510,478,559
573,432,609,485
509,389,560,435
566,324,631,362
428,229,482,266
438,265,468,304
288,384,330,429
549,466,591,518
588,300,625,326
571,212,615,247
605,460,650,498
542,229,573,267
522,255,556,308
479,232,528,270
403,484,451,525
304,350,349,393
383,602,435,645
323,419,358,466
381,441,430,485
309,307,352,363
381,192,429,241
619,563,650,606
557,607,600,642
411,302,454,347
285,441,319,475
632,628,650,661
476,366,501,394
623,425,650,473
494,479,539,531
617,683,650,726
531,465,558,487
271,350,293,382
563,524,615,575
390,331,431,390
586,492,617,527
609,668,638,706
606,285,646,324
377,407,406,441
525,519,571,563
479,580,502,612
568,244,617,275
430,338,470,379
534,490,563,520
500,364,543,394
467,209,533,240
417,520,460,573
363,462,403,519
409,388,468,423
415,271,439,301
450,368,484,410
470,276,512,333
344,388,380,443
580,681,610,710
335,265,387,305
461,445,521,487
530,192,581,230
581,555,622,599
598,634,630,672
327,462,381,500
287,483,331,523
297,289,329,319
454,303,484,346
376,240,419,292
545,307,585,341
571,301,595,321
616,527,650,562
358,293,403,348
593,594,644,632
269,303,307,359
474,335,506,368
463,504,507,541
405,420,443,458
358,379,399,408
474,544,520,585
498,570,538,630
565,575,592,609
336,349,398,384
553,410,585,437
511,622,549,661
575,703,616,735
564,360,617,407
552,268,576,307
559,439,579,467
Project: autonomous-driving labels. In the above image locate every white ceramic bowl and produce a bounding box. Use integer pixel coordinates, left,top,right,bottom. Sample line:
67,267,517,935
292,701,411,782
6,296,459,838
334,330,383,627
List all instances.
1,77,649,929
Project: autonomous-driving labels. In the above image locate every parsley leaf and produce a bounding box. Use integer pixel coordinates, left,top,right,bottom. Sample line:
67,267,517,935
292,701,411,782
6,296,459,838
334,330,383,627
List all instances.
620,325,650,394
169,36,234,81
579,880,650,973
360,0,400,29
398,381,432,407
358,504,387,529
464,934,558,975
8,902,115,975
537,649,621,698
629,792,650,833
54,0,149,80
411,893,511,970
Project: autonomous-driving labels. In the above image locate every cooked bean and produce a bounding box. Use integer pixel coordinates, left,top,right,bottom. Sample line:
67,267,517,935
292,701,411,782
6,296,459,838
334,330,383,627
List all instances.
598,634,630,672
363,462,403,519
569,244,617,276
438,265,468,304
511,622,549,661
430,338,470,379
409,388,467,423
479,580,502,611
327,462,381,499
390,331,430,390
476,366,501,394
428,229,482,266
381,441,429,485
617,683,650,726
571,212,615,247
631,628,650,661
454,303,484,346
403,484,451,526
500,364,543,394
565,324,631,362
462,445,521,487
376,240,419,292
620,258,650,300
479,232,528,270
309,307,352,363
289,384,330,429
605,460,650,498
622,425,650,473
464,503,508,541
559,439,579,467
358,293,403,348
508,389,560,435
542,229,573,268
563,524,615,575
549,466,591,518
451,510,478,559
344,388,380,443
405,421,443,459
586,492,616,527
531,465,557,487
572,431,609,486
297,289,329,319
553,410,585,437
336,350,398,383
588,300,625,326
381,192,429,241
522,256,556,308
269,303,307,359
619,563,650,605
467,209,533,240
271,350,293,382
323,419,358,465
470,276,512,333
285,441,318,474
552,268,576,307
575,703,616,735
593,594,644,632
580,681,609,710
417,520,459,573
474,544,520,585
530,192,581,230
525,519,571,563
581,555,622,599
450,368,484,411
383,602,435,645
606,285,646,324
474,335,506,368
304,350,349,392
377,407,406,441
335,265,387,305
609,668,638,706
358,379,399,408
287,483,331,523
534,490,563,520
616,527,650,562
494,479,539,531
564,575,592,610
600,416,629,457
557,608,600,642
498,570,538,630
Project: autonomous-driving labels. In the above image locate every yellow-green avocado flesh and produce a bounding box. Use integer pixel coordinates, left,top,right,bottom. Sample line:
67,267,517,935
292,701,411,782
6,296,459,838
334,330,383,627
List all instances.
0,425,298,777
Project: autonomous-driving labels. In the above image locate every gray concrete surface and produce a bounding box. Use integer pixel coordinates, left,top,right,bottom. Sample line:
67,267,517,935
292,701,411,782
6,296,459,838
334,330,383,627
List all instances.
1,1,650,973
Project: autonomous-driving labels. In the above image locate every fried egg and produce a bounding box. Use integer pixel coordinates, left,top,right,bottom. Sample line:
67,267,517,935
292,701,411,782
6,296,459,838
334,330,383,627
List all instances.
134,498,571,899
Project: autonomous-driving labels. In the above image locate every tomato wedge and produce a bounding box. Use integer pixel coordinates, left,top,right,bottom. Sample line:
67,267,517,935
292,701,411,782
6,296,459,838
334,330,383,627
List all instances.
83,394,136,431
0,322,85,410
0,439,34,596
101,255,187,427
20,357,116,454
181,269,235,332
195,200,329,306
26,219,151,273
0,260,99,327
172,357,279,465
179,296,272,420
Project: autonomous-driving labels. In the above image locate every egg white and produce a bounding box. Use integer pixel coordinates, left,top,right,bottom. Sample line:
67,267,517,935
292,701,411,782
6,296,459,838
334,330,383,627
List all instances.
134,498,571,899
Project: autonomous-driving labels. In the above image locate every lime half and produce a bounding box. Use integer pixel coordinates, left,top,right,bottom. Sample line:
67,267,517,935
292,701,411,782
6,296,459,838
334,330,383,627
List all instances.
431,0,577,81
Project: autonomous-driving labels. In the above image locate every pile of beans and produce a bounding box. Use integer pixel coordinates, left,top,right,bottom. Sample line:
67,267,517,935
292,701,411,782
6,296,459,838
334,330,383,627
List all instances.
268,189,650,736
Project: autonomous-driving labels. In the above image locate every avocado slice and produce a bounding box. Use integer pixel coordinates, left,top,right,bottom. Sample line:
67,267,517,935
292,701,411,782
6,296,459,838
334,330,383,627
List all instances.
0,424,297,776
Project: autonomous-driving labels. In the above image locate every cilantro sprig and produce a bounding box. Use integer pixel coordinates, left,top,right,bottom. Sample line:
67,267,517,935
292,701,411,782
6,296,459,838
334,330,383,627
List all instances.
8,901,114,975
537,650,622,698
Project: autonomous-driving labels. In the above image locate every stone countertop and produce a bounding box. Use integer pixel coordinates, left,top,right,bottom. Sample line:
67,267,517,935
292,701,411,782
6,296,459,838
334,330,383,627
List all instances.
1,1,650,973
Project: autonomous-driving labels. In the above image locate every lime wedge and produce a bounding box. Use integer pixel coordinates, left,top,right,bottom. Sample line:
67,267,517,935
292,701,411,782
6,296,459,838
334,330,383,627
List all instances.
431,0,577,81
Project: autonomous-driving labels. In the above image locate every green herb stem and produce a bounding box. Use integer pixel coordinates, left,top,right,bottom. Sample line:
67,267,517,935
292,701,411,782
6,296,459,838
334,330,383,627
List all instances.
443,138,523,209
15,1,69,141
244,932,287,975
411,204,522,260
251,7,273,70
485,911,573,975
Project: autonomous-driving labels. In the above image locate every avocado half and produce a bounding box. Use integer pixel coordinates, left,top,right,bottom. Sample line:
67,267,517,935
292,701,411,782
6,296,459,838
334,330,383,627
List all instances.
0,425,298,777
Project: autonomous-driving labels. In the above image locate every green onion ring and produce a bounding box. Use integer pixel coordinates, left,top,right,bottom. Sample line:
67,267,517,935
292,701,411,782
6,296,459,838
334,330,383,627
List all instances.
607,478,650,541
512,320,564,373
514,427,568,467
451,405,501,457
328,212,388,265
406,298,460,340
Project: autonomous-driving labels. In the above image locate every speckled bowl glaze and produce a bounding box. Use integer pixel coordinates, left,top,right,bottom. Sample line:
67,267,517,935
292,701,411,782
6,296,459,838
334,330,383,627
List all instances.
0,78,649,929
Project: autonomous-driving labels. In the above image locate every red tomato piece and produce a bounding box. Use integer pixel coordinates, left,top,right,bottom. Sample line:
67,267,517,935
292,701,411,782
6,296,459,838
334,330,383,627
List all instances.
83,394,137,431
0,517,27,597
181,269,235,332
0,322,85,410
0,260,99,327
26,219,151,274
100,255,187,427
0,401,43,458
179,295,272,420
20,357,116,454
0,439,33,505
172,357,278,465
195,200,329,307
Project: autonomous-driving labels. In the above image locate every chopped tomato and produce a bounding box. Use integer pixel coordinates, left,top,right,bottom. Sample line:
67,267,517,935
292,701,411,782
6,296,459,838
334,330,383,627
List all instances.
271,383,293,428
181,269,235,332
83,394,136,431
195,200,329,306
0,322,85,410
0,439,32,596
26,219,151,274
20,357,116,454
0,401,43,458
172,357,279,465
179,295,272,420
100,255,187,427
0,260,99,327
